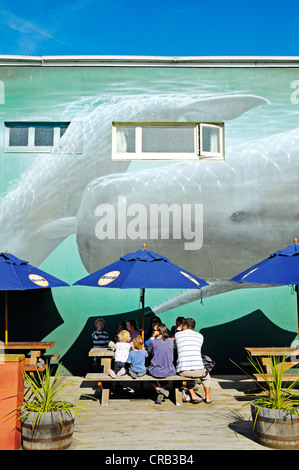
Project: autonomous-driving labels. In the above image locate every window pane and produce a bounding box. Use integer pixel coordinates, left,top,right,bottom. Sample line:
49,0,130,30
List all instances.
142,126,194,153
34,127,54,146
9,127,28,146
116,127,135,153
201,126,220,153
60,125,68,137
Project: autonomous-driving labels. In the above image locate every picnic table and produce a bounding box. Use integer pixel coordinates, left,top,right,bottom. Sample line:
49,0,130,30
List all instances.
88,347,114,373
245,346,299,381
2,341,58,373
83,372,189,406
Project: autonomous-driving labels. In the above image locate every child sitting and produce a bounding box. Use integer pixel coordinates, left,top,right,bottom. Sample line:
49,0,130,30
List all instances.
109,329,131,378
91,317,109,366
127,335,148,378
91,318,109,348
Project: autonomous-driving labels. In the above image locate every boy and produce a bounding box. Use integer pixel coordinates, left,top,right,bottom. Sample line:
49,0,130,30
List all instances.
92,318,109,348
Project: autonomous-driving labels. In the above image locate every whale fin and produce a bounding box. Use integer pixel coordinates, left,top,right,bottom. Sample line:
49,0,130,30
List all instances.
183,94,270,121
149,281,271,315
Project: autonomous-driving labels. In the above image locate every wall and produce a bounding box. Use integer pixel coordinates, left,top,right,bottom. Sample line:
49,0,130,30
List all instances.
0,59,298,374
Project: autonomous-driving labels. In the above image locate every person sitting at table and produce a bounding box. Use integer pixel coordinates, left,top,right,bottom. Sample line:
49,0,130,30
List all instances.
109,329,131,378
127,335,148,378
126,318,140,348
148,323,176,404
114,321,127,342
175,317,212,404
91,318,110,366
144,316,161,342
144,322,160,348
92,318,110,348
170,316,185,338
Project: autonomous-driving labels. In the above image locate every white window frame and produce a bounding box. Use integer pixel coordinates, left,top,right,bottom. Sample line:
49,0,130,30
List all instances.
112,122,224,161
199,123,224,159
4,122,71,153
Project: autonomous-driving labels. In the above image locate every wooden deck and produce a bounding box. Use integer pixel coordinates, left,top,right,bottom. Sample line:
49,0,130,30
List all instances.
51,375,273,451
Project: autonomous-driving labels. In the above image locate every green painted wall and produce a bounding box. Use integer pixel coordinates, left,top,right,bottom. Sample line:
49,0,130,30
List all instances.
0,62,298,374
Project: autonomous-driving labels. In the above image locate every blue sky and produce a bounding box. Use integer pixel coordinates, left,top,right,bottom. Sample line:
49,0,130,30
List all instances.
0,0,298,56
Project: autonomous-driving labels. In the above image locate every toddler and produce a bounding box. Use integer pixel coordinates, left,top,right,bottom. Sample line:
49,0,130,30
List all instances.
127,335,148,378
109,329,131,378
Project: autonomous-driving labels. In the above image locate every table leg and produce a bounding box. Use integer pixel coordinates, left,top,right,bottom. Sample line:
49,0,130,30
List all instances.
101,358,112,373
101,387,110,406
175,387,183,406
262,356,299,374
29,350,41,365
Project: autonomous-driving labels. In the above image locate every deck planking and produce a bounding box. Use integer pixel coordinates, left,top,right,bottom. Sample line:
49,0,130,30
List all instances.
49,375,272,451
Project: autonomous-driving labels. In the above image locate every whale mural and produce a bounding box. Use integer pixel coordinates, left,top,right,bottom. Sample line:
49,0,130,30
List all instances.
0,61,299,374
76,126,299,311
0,93,267,265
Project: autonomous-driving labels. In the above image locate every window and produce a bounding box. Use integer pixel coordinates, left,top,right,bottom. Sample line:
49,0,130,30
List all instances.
4,122,73,153
112,122,224,161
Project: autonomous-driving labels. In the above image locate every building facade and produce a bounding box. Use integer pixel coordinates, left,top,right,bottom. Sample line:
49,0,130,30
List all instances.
0,56,298,374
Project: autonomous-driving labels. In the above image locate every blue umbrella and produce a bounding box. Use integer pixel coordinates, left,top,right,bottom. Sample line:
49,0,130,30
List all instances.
0,251,69,343
73,244,208,337
230,238,299,338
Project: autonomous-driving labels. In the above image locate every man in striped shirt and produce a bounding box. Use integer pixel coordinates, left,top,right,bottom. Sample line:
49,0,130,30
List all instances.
175,318,212,404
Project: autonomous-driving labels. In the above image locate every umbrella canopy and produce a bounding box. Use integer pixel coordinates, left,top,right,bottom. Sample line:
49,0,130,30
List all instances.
230,238,299,338
73,244,208,337
0,251,69,343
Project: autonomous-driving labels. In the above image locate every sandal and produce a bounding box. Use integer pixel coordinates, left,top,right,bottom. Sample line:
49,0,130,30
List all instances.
190,397,203,404
155,393,163,404
159,387,169,398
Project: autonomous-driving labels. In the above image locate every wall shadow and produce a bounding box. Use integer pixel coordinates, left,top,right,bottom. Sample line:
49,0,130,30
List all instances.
0,289,64,342
200,310,297,374
61,308,297,376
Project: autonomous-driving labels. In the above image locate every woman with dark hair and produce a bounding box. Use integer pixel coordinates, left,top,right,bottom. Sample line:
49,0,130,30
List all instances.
126,318,140,348
144,315,161,342
148,323,176,404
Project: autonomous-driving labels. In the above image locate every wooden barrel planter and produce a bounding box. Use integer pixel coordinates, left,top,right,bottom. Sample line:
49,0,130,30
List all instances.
21,409,75,450
251,402,299,449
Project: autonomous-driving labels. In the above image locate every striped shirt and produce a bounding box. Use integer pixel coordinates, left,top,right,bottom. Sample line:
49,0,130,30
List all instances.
174,328,204,373
92,329,109,348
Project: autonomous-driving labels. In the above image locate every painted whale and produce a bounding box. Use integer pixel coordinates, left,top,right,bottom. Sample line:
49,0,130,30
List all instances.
75,126,299,312
0,93,267,265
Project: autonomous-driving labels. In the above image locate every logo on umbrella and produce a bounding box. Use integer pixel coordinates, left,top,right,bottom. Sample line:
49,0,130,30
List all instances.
28,274,49,287
98,271,120,286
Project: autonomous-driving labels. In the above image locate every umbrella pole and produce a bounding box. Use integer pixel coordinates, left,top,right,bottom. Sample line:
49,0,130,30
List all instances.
4,292,8,344
140,288,145,340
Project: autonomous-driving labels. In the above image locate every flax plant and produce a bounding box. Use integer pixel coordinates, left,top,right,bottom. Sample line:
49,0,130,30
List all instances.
20,363,89,428
231,353,299,423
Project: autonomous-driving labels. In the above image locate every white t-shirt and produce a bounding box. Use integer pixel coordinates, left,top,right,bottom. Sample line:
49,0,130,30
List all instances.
115,342,130,363
175,328,204,373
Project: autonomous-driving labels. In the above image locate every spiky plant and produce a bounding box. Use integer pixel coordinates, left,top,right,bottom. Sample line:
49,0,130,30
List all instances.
248,354,299,414
231,352,299,425
20,363,88,428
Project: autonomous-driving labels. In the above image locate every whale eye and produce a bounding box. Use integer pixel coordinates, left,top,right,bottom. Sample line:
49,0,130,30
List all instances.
230,211,248,222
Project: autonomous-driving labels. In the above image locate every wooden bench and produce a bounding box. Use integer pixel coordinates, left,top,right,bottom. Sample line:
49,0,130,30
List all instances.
84,373,190,406
253,373,299,382
24,354,60,376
